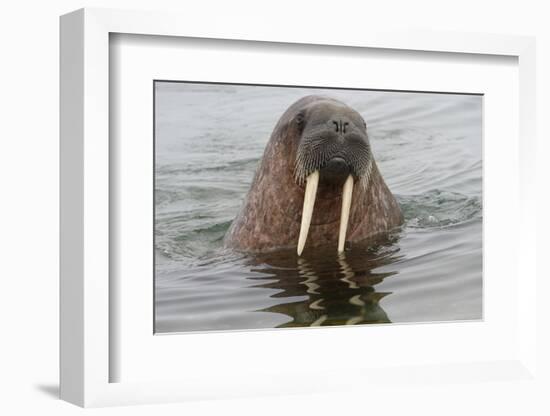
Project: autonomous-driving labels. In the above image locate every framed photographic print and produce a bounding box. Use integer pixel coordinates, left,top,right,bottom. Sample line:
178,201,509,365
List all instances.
60,8,539,408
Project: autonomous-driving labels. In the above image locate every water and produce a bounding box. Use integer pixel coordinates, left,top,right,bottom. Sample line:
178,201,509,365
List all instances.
154,82,483,333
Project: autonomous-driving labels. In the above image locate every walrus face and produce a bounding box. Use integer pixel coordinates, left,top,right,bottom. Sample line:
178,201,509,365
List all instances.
294,103,372,187
292,101,374,256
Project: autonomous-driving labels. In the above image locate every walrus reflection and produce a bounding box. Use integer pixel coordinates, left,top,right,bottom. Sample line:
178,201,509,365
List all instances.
245,241,401,327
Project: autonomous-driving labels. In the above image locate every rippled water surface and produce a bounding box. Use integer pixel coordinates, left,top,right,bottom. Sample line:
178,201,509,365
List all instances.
155,82,482,333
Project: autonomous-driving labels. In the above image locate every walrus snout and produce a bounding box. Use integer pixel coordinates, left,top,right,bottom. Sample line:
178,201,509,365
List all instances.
319,156,351,186
294,123,371,186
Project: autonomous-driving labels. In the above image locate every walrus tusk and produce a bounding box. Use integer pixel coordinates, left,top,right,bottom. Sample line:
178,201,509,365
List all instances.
297,170,319,256
338,175,354,253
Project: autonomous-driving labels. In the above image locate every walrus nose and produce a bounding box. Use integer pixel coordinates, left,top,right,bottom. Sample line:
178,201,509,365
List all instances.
330,119,350,135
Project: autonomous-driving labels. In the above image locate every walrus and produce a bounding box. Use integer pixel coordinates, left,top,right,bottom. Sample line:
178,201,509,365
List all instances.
224,95,403,255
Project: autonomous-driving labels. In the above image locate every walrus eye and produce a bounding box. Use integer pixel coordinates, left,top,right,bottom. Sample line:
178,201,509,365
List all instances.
295,112,305,128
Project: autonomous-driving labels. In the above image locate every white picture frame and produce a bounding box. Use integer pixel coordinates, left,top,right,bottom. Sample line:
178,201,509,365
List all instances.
60,7,538,408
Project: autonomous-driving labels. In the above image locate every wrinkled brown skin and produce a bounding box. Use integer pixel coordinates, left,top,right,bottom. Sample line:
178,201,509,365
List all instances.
224,95,403,254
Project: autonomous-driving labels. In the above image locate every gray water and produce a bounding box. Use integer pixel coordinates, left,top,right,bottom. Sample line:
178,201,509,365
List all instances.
154,82,482,333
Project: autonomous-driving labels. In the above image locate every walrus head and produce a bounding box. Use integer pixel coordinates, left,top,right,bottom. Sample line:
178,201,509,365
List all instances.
224,95,403,255
293,102,373,187
292,99,374,254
